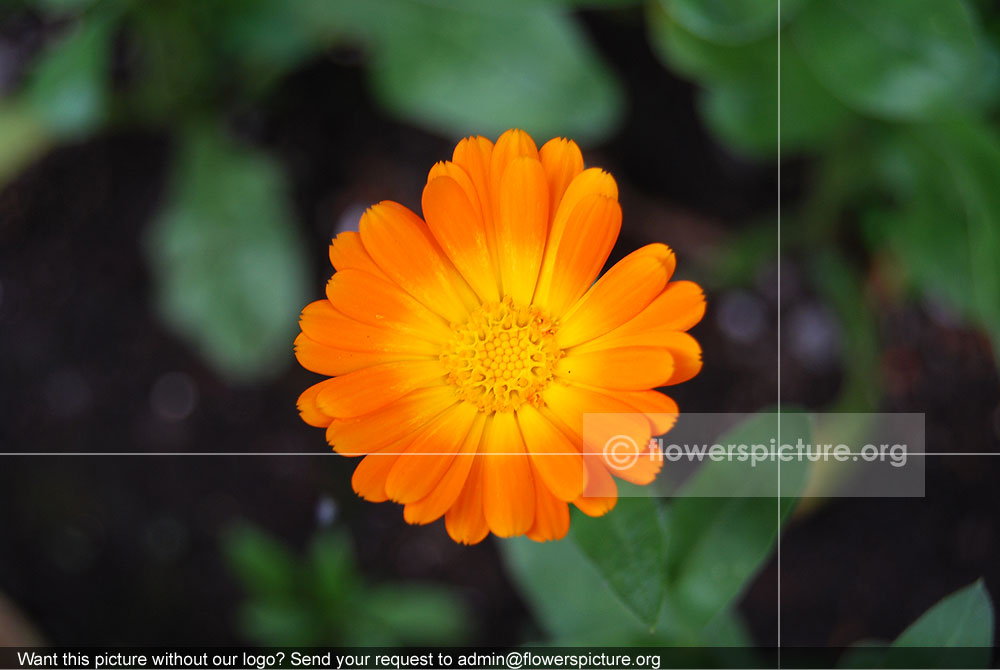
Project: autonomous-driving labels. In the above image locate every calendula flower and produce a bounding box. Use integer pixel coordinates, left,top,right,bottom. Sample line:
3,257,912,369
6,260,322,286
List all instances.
295,130,704,544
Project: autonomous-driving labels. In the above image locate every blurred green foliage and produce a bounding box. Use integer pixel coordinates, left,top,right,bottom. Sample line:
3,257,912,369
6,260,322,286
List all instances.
8,0,1000,388
327,0,624,142
870,121,1000,355
650,0,1000,408
503,411,807,654
1,0,623,381
6,0,1000,652
570,494,667,627
225,523,469,645
505,414,994,664
883,579,994,666
838,580,995,668
146,124,309,382
22,7,113,134
561,411,808,632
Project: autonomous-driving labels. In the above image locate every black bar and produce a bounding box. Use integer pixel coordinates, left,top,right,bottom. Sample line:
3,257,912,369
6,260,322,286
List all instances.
0,646,995,670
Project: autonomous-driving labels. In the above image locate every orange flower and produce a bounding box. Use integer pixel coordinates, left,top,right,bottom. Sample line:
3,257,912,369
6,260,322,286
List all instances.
295,130,705,544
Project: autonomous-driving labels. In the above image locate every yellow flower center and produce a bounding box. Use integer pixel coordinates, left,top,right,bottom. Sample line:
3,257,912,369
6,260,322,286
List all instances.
441,296,562,413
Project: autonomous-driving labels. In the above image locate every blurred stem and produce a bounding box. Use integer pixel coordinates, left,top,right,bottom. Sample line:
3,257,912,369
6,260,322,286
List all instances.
808,250,881,412
0,102,55,188
795,128,873,244
792,137,883,412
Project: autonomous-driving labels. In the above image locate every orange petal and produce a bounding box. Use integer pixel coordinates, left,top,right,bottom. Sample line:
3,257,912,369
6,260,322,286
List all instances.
451,136,499,280
352,449,406,502
554,168,619,223
316,359,446,418
488,129,538,224
660,331,703,385
299,300,440,356
533,194,621,318
427,160,483,221
618,390,679,436
325,385,458,455
574,455,618,515
579,280,705,346
422,175,500,303
445,452,490,545
542,383,659,486
294,333,418,377
327,269,452,344
404,413,487,525
451,136,495,226
574,497,617,516
496,156,549,304
329,231,389,280
555,346,674,391
359,201,478,323
525,478,570,542
482,412,536,537
538,137,584,216
516,405,583,502
543,383,652,453
627,280,707,333
297,379,335,428
385,401,479,504
536,168,618,306
574,330,703,386
538,403,617,512
557,244,676,348
608,441,663,486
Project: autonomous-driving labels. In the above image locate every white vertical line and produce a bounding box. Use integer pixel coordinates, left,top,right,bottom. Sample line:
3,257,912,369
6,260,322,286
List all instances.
776,0,783,659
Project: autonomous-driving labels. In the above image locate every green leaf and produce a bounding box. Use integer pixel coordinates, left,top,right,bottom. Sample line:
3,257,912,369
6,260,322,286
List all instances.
503,411,809,641
659,0,807,45
647,2,772,82
125,4,215,121
335,0,623,143
871,120,1000,354
701,39,854,157
501,535,649,642
224,524,298,600
363,585,468,644
502,518,761,647
569,493,667,627
662,411,809,629
308,531,356,607
23,12,114,135
792,0,988,120
216,1,320,68
836,582,995,668
146,124,309,382
0,103,54,187
882,579,994,668
226,526,470,646
239,601,319,647
648,5,853,156
924,121,1000,353
211,0,358,94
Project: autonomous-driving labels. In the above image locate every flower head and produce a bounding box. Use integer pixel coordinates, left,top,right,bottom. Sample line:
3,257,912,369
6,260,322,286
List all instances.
295,130,705,544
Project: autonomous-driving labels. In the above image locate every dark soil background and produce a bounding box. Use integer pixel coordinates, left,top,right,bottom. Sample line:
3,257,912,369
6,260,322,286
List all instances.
1,10,999,651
